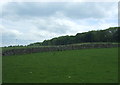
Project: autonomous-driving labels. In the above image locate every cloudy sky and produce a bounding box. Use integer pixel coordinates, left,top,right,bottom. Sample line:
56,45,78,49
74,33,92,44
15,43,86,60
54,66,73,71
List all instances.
0,1,118,47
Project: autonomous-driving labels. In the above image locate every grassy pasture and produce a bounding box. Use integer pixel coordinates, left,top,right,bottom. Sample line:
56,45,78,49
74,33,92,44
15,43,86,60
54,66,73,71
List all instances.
2,48,118,83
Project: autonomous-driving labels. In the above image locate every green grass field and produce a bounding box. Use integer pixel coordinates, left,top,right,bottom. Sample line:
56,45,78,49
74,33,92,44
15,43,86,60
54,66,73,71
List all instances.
2,48,118,83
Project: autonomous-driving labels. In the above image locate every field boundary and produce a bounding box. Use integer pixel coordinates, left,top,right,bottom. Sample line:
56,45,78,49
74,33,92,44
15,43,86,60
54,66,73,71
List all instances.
2,44,119,56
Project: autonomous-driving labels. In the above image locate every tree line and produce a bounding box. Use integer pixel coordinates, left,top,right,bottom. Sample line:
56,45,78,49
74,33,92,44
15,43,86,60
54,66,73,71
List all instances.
28,27,119,46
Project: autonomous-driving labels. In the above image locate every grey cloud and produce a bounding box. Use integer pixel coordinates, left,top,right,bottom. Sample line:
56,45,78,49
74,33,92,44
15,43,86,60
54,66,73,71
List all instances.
63,2,117,19
2,32,35,46
34,18,70,34
2,2,117,19
2,32,18,46
2,2,65,17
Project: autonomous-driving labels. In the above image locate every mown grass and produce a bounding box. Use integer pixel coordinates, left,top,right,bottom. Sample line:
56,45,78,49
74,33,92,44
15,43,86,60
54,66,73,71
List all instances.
2,48,118,83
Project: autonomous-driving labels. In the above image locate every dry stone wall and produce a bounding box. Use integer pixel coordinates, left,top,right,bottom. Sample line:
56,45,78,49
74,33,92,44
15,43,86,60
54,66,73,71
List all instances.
2,44,119,56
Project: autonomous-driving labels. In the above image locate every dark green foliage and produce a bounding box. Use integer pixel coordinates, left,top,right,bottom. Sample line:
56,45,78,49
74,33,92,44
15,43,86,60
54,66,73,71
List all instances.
28,42,42,46
28,27,119,46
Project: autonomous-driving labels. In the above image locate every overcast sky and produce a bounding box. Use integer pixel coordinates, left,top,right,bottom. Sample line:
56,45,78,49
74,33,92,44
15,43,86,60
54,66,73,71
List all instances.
0,1,118,47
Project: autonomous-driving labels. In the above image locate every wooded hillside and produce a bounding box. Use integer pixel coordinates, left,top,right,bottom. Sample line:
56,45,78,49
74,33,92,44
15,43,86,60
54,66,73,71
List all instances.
28,27,119,46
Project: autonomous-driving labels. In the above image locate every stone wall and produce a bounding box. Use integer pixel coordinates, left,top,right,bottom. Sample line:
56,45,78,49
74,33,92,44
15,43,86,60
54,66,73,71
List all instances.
2,44,119,56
